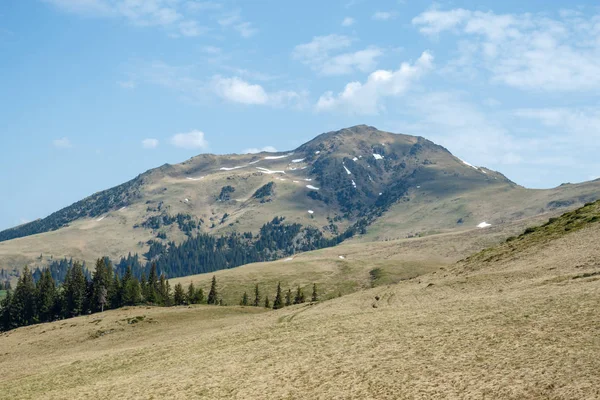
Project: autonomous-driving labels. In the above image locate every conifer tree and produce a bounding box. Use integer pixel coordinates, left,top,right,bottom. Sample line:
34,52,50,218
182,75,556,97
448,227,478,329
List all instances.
311,283,318,302
12,266,37,326
108,272,122,309
273,282,284,310
285,288,292,306
36,269,56,322
0,290,14,331
294,286,305,304
158,274,168,305
64,262,87,317
207,276,218,305
186,282,196,304
173,283,185,305
194,287,205,304
145,264,159,304
91,258,111,313
240,291,249,306
122,266,141,306
253,283,260,307
264,295,270,308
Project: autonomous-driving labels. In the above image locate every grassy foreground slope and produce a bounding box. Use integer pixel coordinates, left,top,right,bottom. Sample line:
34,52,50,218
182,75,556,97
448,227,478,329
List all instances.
1,204,600,399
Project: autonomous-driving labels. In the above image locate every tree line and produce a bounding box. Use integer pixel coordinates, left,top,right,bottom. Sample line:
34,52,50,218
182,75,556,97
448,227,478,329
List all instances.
0,259,320,332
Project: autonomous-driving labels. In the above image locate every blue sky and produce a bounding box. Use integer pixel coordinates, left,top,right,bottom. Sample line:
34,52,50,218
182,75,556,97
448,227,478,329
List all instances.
1,0,600,230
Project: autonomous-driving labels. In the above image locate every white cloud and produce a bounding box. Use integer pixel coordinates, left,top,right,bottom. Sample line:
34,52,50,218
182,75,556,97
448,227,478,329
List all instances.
211,76,305,107
134,61,304,109
372,11,397,21
413,7,600,91
315,51,434,114
218,10,257,38
342,17,355,27
43,0,210,38
212,76,269,105
142,138,159,149
243,146,277,154
53,137,73,149
293,34,383,76
170,130,208,149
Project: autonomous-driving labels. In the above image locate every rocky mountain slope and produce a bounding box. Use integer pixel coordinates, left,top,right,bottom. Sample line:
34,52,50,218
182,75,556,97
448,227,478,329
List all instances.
1,125,599,271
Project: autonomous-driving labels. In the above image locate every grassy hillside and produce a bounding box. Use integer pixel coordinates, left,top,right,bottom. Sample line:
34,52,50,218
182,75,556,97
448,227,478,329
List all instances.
461,199,600,271
2,208,599,399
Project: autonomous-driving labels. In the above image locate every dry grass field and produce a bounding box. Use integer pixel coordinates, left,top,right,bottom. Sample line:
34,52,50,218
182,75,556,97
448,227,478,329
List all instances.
2,211,600,399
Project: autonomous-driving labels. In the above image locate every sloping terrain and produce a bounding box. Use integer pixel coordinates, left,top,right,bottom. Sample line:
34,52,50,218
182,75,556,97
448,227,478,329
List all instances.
1,125,599,273
1,201,599,399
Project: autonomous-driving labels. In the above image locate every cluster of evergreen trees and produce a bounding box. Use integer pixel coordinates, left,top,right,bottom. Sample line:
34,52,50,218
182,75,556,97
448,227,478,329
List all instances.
239,282,318,309
0,261,321,332
0,260,174,332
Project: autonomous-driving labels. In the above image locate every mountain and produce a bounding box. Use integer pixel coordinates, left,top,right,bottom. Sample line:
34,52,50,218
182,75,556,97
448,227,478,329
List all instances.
1,125,599,272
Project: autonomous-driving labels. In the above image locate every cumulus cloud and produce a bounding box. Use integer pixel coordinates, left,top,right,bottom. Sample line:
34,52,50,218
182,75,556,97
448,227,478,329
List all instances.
413,7,600,91
293,34,382,76
142,138,159,149
211,76,304,107
341,17,355,27
243,146,278,154
170,130,208,149
53,137,73,149
315,51,434,114
212,76,268,105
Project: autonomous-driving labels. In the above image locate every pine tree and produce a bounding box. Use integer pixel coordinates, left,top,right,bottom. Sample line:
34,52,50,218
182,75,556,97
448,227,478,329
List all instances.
186,282,196,304
36,269,56,322
195,287,205,304
163,279,172,307
91,258,111,313
207,276,218,305
64,262,87,317
108,272,122,309
240,291,249,306
145,263,158,304
253,283,261,307
311,283,318,302
285,288,292,306
12,266,37,326
122,266,141,306
264,295,270,308
273,282,284,309
174,283,185,305
294,286,305,304
1,290,14,331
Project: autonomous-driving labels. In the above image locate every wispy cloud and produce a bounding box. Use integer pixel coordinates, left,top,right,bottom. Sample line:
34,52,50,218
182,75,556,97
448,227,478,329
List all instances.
341,17,355,27
413,7,600,91
218,9,257,38
43,0,213,37
53,137,73,149
142,138,159,149
133,60,305,108
316,51,433,114
293,34,383,76
372,11,397,21
170,130,208,149
243,146,277,154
